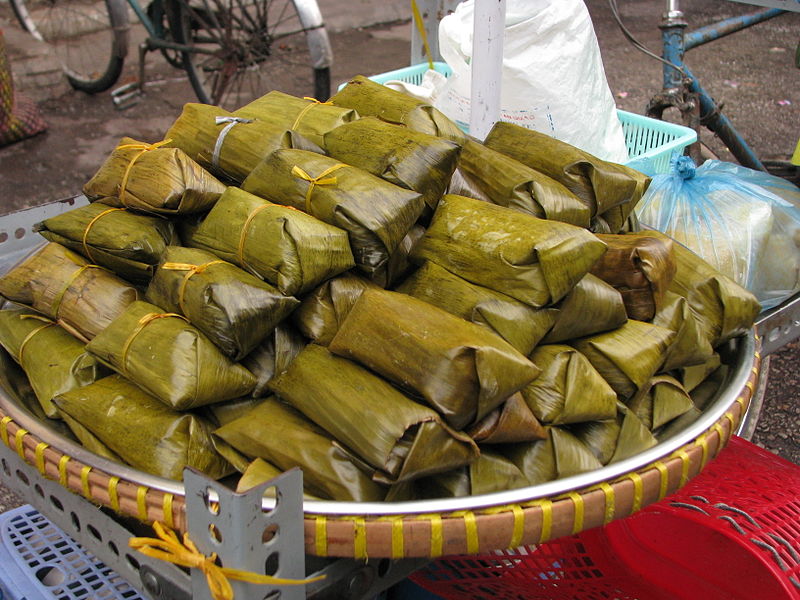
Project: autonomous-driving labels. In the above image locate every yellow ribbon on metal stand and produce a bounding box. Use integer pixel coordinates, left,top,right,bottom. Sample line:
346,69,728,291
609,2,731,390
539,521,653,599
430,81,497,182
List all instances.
129,522,325,600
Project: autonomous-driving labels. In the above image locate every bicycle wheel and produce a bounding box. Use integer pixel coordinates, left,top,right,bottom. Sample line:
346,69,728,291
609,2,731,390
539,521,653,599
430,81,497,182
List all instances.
169,0,332,111
9,0,129,93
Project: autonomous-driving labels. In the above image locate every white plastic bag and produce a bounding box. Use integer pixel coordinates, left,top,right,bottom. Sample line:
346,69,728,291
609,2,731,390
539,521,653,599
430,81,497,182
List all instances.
435,0,629,162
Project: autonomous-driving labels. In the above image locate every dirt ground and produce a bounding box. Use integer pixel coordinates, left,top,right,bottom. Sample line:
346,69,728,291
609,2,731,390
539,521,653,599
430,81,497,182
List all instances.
0,0,798,519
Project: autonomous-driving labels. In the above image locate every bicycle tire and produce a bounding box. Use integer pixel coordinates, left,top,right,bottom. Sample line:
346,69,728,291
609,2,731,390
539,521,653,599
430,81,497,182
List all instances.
9,0,129,94
168,0,332,111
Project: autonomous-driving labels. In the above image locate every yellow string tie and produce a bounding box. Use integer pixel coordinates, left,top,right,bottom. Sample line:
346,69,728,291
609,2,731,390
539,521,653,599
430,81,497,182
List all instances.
50,264,105,320
34,443,48,476
120,313,188,377
410,0,435,70
14,428,27,461
17,317,56,364
723,411,736,438
654,462,670,501
675,449,691,488
161,261,227,316
108,476,121,513
116,139,172,207
58,455,70,487
628,472,644,513
291,97,334,131
81,465,93,499
509,505,524,549
353,517,368,560
237,204,272,275
1,415,11,448
538,500,553,543
291,164,347,213
315,516,328,557
81,207,124,263
712,423,725,452
565,492,584,535
463,511,479,554
163,493,175,529
130,522,325,600
137,486,149,521
429,515,443,558
597,482,615,525
696,433,710,470
390,518,404,559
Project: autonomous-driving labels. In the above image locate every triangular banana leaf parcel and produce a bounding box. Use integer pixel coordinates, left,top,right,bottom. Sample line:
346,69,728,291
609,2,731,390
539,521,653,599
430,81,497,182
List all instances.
214,397,387,501
145,246,299,360
34,202,177,284
242,148,425,281
627,375,694,431
53,374,232,480
503,427,603,485
0,307,109,418
0,242,139,341
86,301,256,410
466,392,547,444
484,121,651,232
83,136,226,216
328,288,540,431
269,344,479,484
323,116,461,214
410,450,530,499
187,187,354,296
652,291,715,372
572,402,659,465
241,323,307,398
409,194,607,307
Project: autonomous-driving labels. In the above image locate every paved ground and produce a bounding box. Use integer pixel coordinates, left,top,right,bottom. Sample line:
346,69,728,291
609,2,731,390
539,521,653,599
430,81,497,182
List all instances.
0,1,798,518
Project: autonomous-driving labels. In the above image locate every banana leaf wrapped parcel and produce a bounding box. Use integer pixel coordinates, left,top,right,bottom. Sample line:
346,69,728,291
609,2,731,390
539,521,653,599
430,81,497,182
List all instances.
627,375,694,431
323,117,462,214
0,307,110,418
214,397,387,501
145,246,299,360
34,203,177,284
451,139,592,228
328,288,540,430
651,291,715,372
241,149,425,281
236,458,322,500
52,375,232,480
483,121,650,232
0,242,139,341
331,75,466,144
187,187,354,296
409,194,607,308
240,323,307,398
466,392,547,445
395,260,557,356
572,402,659,465
86,301,256,410
165,103,323,183
590,233,676,321
82,136,227,215
521,345,617,425
269,344,479,484
235,90,359,148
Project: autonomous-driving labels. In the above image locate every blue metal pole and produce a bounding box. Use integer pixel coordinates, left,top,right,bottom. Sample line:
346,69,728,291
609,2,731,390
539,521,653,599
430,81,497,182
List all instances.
685,9,785,50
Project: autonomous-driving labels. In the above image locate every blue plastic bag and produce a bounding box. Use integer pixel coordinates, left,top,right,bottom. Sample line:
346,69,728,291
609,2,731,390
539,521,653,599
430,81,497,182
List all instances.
635,157,800,310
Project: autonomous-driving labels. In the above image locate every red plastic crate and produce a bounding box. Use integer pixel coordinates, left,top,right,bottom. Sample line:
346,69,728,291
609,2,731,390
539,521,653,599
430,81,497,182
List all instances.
410,436,800,600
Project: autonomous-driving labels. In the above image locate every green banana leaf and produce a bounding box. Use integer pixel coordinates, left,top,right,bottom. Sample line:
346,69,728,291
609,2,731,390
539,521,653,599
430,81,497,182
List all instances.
331,76,466,144
86,301,256,410
627,375,694,430
503,427,603,485
145,246,299,360
240,323,307,398
466,393,547,444
60,412,125,462
241,148,425,281
572,402,659,465
201,397,268,428
483,121,650,232
214,397,387,501
0,242,139,341
677,354,723,393
590,233,676,321
235,458,322,500
329,288,540,430
655,406,704,442
411,450,530,499
541,273,628,344
452,139,592,228
652,291,715,372
187,187,354,296
687,363,730,412
394,261,557,356
165,103,323,183
269,344,479,484
570,320,676,399
234,90,359,148
521,345,617,425
83,136,226,215
379,224,427,289
291,273,379,345
638,230,761,347
322,117,461,214
409,194,607,308
52,374,232,480
34,202,177,284
0,307,110,418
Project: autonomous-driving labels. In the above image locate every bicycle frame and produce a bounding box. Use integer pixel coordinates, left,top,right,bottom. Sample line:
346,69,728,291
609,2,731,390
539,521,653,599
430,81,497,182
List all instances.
646,0,786,170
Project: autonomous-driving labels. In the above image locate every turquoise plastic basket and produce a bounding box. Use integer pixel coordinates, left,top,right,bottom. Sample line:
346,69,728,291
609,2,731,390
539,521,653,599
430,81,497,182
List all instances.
343,62,697,175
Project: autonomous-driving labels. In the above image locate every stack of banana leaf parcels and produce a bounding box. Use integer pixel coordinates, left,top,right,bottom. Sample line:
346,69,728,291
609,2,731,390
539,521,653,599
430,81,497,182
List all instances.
0,77,761,502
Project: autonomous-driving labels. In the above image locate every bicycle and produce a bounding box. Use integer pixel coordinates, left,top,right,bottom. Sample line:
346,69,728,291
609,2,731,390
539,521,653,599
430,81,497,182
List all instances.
609,0,797,177
7,0,333,110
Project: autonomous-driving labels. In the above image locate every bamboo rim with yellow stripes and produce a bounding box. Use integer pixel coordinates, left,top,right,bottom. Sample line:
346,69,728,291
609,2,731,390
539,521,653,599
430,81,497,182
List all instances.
0,331,760,559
